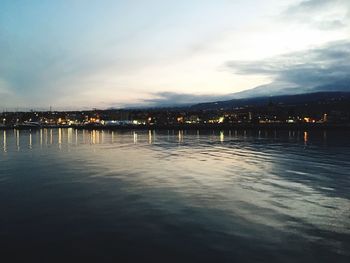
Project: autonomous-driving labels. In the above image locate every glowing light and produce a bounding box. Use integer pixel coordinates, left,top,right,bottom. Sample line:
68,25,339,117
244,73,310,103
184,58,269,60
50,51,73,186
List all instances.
323,114,328,122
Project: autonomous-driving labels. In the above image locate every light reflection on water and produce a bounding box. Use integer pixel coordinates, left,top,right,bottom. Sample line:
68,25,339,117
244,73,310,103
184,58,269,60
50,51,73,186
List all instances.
0,128,350,262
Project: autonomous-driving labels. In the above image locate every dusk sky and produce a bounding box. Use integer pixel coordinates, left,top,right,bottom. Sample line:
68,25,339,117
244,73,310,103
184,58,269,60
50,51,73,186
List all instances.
1,0,349,109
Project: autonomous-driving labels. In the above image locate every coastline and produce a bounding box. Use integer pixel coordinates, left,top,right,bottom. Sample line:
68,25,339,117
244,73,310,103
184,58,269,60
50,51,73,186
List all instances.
1,123,350,131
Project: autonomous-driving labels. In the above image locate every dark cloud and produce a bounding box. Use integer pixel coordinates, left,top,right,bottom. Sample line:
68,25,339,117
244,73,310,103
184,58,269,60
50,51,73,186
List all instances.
141,92,234,108
144,40,350,107
226,41,350,97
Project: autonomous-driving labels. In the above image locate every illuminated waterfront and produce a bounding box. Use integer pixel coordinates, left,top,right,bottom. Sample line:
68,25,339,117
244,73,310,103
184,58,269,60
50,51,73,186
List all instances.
1,129,349,262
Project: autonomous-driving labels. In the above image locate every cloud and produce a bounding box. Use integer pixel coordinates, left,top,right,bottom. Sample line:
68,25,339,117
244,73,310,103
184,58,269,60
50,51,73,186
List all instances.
140,92,234,107
1,0,349,109
285,0,336,13
0,78,12,95
136,40,350,107
316,20,347,30
226,40,350,96
281,0,350,30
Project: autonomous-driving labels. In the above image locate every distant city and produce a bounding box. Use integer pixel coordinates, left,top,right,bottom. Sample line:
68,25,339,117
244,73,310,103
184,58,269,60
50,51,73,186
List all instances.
1,92,349,129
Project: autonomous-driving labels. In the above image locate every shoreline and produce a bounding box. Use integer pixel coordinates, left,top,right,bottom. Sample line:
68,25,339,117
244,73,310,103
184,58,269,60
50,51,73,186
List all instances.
1,123,350,131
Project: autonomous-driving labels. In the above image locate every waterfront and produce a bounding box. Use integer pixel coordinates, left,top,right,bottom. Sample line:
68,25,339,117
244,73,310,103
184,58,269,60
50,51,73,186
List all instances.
1,129,349,262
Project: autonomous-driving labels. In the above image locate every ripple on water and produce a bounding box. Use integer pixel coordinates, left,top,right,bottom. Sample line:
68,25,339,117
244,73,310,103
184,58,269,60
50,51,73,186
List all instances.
0,129,350,262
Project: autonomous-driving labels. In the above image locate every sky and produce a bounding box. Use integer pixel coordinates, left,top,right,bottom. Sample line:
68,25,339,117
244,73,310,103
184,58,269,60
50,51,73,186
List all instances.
0,0,349,110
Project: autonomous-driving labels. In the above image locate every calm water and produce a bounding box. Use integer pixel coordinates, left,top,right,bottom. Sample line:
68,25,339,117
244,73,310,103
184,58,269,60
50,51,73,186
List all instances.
1,128,349,262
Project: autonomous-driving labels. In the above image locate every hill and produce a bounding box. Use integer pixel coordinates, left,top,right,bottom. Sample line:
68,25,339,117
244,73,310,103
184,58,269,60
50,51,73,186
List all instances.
190,92,350,111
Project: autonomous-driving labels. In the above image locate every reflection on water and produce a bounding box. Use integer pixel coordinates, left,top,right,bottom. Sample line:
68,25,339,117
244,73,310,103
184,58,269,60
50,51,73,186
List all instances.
220,131,224,142
58,128,62,148
3,130,6,152
304,131,308,145
0,128,350,262
16,129,20,151
1,128,336,151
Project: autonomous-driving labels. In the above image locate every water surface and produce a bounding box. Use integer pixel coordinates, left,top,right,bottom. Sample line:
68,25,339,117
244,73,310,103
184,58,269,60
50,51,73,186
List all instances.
1,129,349,262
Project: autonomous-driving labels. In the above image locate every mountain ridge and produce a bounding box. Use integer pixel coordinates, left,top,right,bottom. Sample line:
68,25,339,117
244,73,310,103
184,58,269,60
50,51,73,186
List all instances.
189,91,350,111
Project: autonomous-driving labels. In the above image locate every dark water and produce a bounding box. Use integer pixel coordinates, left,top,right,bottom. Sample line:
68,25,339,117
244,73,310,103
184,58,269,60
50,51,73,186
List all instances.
0,128,349,262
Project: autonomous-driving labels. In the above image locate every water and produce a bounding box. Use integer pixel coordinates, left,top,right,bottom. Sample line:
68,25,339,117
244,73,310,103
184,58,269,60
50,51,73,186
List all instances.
0,128,349,262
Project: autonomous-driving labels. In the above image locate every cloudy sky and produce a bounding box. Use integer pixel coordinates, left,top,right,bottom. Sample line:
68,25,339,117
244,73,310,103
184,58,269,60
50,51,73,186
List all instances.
0,0,349,109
